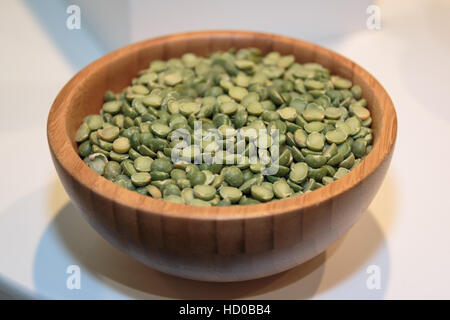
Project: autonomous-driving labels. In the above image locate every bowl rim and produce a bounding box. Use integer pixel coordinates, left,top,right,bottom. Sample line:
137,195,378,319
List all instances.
47,30,397,221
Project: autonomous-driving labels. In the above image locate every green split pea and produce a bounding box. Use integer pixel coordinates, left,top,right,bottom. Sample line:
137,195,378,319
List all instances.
76,48,373,206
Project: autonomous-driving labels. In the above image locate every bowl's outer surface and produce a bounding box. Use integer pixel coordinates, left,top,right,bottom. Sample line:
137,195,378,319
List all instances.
47,30,397,281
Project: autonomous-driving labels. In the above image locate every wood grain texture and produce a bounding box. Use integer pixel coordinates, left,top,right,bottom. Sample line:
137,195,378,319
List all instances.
47,30,397,281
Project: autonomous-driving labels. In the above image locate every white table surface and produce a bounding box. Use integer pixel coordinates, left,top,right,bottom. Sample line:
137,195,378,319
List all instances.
1,0,450,299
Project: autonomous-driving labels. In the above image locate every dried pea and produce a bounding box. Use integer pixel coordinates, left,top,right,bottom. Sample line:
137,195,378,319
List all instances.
75,49,373,206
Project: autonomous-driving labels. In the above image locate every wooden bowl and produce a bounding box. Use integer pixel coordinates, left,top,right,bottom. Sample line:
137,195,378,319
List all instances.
47,30,397,282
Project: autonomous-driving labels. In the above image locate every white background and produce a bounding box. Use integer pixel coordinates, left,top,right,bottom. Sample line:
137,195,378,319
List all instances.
0,0,449,299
